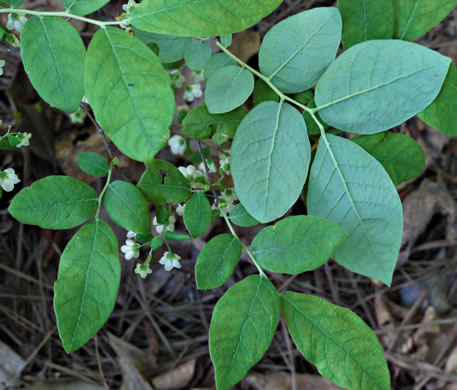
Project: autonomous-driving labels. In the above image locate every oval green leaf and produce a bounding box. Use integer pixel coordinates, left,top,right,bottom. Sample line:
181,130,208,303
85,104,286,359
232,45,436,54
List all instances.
85,27,174,162
182,105,216,140
307,134,403,286
184,40,212,71
252,216,346,274
338,0,394,49
103,180,151,235
229,203,260,228
259,7,342,93
231,101,311,223
62,0,109,15
419,63,457,137
21,16,85,112
209,275,280,390
204,53,237,81
314,40,451,134
206,65,254,114
281,292,390,390
8,176,97,229
54,220,120,353
195,234,242,290
77,152,109,177
352,132,425,186
134,30,192,63
130,0,283,37
184,192,211,238
393,0,457,41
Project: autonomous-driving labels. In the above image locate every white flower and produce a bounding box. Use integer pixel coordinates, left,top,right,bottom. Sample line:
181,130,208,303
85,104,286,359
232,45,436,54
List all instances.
122,0,137,13
121,239,140,260
159,252,182,272
219,153,231,175
178,165,206,189
213,188,238,214
153,215,176,235
198,159,216,174
0,60,5,76
119,18,131,30
168,135,186,155
135,263,152,278
127,230,137,239
192,70,205,83
16,132,32,148
176,204,185,217
0,168,20,192
7,13,27,33
184,83,203,102
69,108,87,124
168,69,186,89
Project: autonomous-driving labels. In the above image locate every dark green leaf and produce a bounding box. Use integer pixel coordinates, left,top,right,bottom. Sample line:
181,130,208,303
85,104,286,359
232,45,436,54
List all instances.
164,231,191,241
182,105,217,140
77,152,109,177
253,79,279,106
155,206,169,225
184,192,211,238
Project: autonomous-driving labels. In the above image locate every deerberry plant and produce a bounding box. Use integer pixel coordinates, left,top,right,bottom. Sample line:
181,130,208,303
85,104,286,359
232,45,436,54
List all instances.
3,0,457,388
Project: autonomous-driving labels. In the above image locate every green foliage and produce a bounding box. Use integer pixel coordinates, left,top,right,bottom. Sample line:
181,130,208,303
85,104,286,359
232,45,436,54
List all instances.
231,101,311,223
195,234,242,289
185,40,212,71
20,17,85,112
252,216,346,274
352,132,425,186
103,180,151,235
307,135,403,286
205,65,254,114
54,220,120,352
281,292,391,390
134,30,192,63
184,192,211,237
85,28,175,162
8,176,97,229
229,204,259,228
77,152,109,177
209,276,280,390
62,0,109,16
2,0,23,7
130,0,283,36
315,40,451,134
204,53,237,81
392,0,457,41
259,7,342,93
253,79,279,106
165,231,191,241
338,0,394,49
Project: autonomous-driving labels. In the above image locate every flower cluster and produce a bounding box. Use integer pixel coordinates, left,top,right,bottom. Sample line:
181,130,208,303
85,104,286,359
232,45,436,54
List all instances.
213,187,238,214
0,168,20,192
219,153,231,176
178,165,207,189
120,231,140,260
7,13,27,33
184,83,203,102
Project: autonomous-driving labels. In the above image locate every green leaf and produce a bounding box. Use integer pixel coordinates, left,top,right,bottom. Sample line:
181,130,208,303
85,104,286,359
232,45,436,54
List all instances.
155,205,169,225
195,234,242,289
8,176,97,229
184,192,211,238
206,65,254,114
252,216,346,274
134,30,192,63
77,152,109,177
2,0,23,6
259,8,342,93
229,203,260,228
85,27,174,162
315,40,451,134
209,275,280,390
212,107,248,142
103,180,151,235
165,231,191,241
253,79,279,106
20,16,85,112
281,292,390,390
302,98,329,136
231,101,311,223
54,220,120,353
338,0,394,49
137,160,191,204
185,40,212,71
352,132,425,186
130,0,283,37
419,63,457,136
392,0,457,41
62,0,109,15
307,134,403,285
182,105,216,140
204,53,236,81
220,34,232,47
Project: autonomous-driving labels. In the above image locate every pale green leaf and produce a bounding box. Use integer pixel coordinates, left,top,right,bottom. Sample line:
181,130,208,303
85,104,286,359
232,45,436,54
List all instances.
259,7,342,93
307,134,403,285
62,0,109,15
206,65,254,114
231,101,311,223
134,30,192,63
315,40,451,134
103,180,151,235
281,292,390,390
220,34,232,47
210,275,280,390
338,0,394,49
8,176,97,230
77,152,109,177
252,216,346,274
352,132,425,186
85,28,174,162
185,40,212,71
184,192,211,238
419,63,457,136
393,0,457,41
195,234,242,289
21,16,85,112
204,53,236,81
54,220,120,352
229,203,260,227
130,0,283,37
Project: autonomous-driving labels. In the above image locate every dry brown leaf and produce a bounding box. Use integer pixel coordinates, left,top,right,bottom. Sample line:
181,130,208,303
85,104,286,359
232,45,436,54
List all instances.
230,31,261,62
152,359,196,390
0,341,25,388
445,345,457,375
